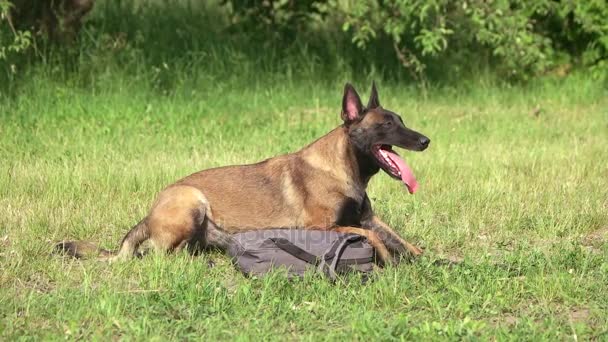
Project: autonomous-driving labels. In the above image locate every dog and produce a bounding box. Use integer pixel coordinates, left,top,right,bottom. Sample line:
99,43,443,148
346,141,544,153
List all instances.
56,83,430,264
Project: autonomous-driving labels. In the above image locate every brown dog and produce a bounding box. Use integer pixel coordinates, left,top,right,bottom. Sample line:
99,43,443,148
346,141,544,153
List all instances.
57,83,430,264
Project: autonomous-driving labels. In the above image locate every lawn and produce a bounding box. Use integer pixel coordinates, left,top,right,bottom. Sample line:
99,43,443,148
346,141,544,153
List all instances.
1,73,606,340
1,1,607,339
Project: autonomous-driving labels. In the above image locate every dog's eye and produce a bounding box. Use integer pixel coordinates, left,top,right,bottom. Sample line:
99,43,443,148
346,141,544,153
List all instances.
384,121,393,127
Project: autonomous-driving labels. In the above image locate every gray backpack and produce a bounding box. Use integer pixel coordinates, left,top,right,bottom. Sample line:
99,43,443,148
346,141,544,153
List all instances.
227,229,375,280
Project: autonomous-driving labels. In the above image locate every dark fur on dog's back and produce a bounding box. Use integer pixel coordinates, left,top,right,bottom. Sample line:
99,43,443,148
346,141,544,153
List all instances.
56,83,429,264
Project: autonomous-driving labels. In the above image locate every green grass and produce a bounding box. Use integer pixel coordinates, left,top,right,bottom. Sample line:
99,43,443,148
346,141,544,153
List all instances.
1,74,607,340
1,0,608,340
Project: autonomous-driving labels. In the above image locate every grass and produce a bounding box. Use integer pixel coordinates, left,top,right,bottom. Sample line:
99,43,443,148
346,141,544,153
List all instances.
1,0,608,340
1,74,607,340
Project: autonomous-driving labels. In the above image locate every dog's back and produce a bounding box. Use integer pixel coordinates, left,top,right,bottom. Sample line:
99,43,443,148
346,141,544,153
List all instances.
174,126,363,231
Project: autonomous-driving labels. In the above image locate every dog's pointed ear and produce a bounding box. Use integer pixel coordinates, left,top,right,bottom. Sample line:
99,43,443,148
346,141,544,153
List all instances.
341,83,363,123
367,81,381,109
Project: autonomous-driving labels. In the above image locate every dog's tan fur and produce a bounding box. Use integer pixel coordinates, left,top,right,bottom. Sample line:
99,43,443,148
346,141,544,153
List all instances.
56,83,426,264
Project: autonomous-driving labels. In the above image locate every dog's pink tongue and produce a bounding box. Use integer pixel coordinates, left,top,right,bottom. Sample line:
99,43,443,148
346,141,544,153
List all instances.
385,151,418,194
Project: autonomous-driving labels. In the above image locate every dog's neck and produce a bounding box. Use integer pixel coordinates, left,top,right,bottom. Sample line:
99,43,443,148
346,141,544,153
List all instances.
299,126,380,190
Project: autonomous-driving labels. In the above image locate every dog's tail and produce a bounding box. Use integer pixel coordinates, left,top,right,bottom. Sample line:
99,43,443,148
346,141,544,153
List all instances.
55,219,150,260
54,240,114,259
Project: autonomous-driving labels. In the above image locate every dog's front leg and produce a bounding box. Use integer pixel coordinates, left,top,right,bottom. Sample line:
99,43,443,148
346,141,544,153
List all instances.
363,216,423,259
332,226,392,265
360,195,423,259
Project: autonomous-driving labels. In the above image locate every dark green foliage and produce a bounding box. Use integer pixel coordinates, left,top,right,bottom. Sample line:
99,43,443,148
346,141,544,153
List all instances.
225,0,608,81
222,0,323,39
0,0,32,60
1,0,607,86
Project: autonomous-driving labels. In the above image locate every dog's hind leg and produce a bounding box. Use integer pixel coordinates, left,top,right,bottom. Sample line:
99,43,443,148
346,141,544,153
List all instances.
58,185,228,262
184,213,233,254
110,185,217,261
205,218,234,251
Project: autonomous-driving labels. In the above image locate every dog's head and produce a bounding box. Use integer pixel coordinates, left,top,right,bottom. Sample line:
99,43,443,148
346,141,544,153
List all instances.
341,82,430,194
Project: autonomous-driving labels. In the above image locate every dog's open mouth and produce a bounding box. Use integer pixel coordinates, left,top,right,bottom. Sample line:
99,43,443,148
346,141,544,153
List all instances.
372,144,418,194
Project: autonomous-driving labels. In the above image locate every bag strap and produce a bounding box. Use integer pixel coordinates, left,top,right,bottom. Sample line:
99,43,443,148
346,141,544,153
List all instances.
323,234,362,261
318,234,363,280
269,238,320,265
270,234,369,280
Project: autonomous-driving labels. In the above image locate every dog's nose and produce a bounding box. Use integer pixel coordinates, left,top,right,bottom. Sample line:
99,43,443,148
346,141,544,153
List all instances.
419,136,430,147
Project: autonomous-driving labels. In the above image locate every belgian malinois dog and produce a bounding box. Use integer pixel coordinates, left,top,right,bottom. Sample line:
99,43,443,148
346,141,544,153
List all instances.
57,83,430,264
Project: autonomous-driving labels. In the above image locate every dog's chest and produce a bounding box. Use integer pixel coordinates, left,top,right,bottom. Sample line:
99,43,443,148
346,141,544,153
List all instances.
299,188,366,228
334,196,365,226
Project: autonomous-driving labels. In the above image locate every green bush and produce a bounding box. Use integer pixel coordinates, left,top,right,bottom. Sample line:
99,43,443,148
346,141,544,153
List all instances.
2,0,607,84
0,0,32,61
225,0,608,82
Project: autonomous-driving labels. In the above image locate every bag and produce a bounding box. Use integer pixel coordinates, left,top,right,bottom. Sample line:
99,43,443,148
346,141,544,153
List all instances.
227,229,375,280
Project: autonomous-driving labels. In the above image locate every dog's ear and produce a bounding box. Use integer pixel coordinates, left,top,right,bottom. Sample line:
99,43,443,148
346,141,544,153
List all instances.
367,81,380,109
341,83,363,123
